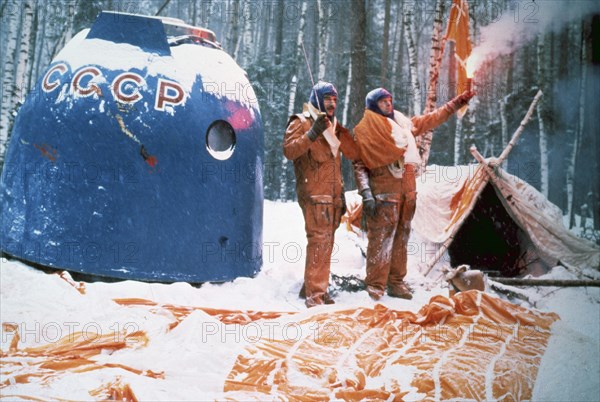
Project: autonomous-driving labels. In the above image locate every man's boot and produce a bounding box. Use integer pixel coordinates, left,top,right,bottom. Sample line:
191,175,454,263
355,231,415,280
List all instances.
323,292,335,305
300,284,335,305
366,285,385,301
388,281,413,300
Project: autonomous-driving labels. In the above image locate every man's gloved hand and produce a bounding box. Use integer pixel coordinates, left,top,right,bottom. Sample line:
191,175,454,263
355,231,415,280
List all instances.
307,113,329,141
361,189,376,218
340,191,347,216
449,90,475,112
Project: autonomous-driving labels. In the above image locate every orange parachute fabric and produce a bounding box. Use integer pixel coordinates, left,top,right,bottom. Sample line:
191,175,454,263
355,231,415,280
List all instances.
224,291,559,401
113,297,294,328
1,291,558,401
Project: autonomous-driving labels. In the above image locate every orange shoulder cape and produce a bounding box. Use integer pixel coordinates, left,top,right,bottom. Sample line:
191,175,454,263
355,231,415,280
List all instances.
354,109,405,169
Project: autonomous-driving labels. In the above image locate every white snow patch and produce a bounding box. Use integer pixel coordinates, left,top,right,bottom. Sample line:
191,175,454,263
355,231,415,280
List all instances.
0,200,598,399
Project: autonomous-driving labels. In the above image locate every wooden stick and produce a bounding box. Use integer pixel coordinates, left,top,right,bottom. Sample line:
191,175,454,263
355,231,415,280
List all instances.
497,89,543,165
488,280,534,304
490,277,600,287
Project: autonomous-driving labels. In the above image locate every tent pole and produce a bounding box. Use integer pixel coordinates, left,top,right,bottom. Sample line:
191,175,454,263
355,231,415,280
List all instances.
497,89,543,165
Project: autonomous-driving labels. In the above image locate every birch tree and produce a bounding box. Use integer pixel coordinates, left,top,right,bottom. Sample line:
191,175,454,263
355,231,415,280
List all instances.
279,0,308,200
568,21,587,228
235,0,254,66
445,40,457,163
274,0,284,65
53,1,78,59
403,3,421,116
348,0,367,129
13,0,34,104
317,0,328,80
453,118,463,165
380,0,391,87
227,0,241,57
536,32,549,198
417,0,445,169
258,1,270,58
390,1,404,100
342,59,352,127
0,0,20,163
499,95,508,167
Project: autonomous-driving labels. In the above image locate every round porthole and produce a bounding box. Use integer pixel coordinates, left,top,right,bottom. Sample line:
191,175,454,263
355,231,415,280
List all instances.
206,120,236,160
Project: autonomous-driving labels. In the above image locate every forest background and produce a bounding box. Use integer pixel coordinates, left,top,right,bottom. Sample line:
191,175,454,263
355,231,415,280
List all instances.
1,0,598,239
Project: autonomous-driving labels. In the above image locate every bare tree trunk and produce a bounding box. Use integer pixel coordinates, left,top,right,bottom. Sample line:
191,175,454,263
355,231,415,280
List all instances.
26,2,40,92
227,0,240,56
380,0,391,87
0,0,21,162
403,3,420,116
390,0,404,96
274,0,284,65
280,0,308,200
258,0,270,57
317,0,328,80
506,51,514,95
589,17,600,231
567,22,587,228
191,0,197,26
280,75,298,200
14,0,34,93
569,21,587,228
236,1,253,66
423,0,445,115
446,40,457,162
291,0,308,105
348,0,367,129
537,32,549,197
499,95,508,166
342,59,352,127
418,0,445,169
565,31,576,226
54,1,78,57
454,118,463,165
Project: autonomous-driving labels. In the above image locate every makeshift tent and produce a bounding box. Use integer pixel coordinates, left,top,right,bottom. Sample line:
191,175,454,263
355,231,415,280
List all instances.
343,163,599,277
414,163,600,276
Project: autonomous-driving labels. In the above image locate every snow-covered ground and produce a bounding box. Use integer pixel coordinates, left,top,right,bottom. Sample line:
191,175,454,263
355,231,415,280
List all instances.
1,199,599,400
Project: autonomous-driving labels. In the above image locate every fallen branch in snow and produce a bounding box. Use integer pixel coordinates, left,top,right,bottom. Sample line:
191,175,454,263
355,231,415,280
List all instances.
488,279,535,305
489,277,600,287
331,274,366,293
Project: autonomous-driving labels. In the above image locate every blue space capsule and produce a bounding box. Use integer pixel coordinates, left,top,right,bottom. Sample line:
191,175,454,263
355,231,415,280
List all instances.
0,12,264,282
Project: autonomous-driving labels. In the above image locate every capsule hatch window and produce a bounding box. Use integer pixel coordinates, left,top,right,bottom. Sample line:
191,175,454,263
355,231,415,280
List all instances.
206,120,236,160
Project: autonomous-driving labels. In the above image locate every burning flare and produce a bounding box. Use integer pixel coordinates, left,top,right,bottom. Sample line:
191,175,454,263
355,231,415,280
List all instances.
466,52,481,78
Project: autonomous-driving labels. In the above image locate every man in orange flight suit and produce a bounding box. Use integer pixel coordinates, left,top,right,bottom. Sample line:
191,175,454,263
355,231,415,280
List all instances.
283,82,359,307
353,87,474,300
